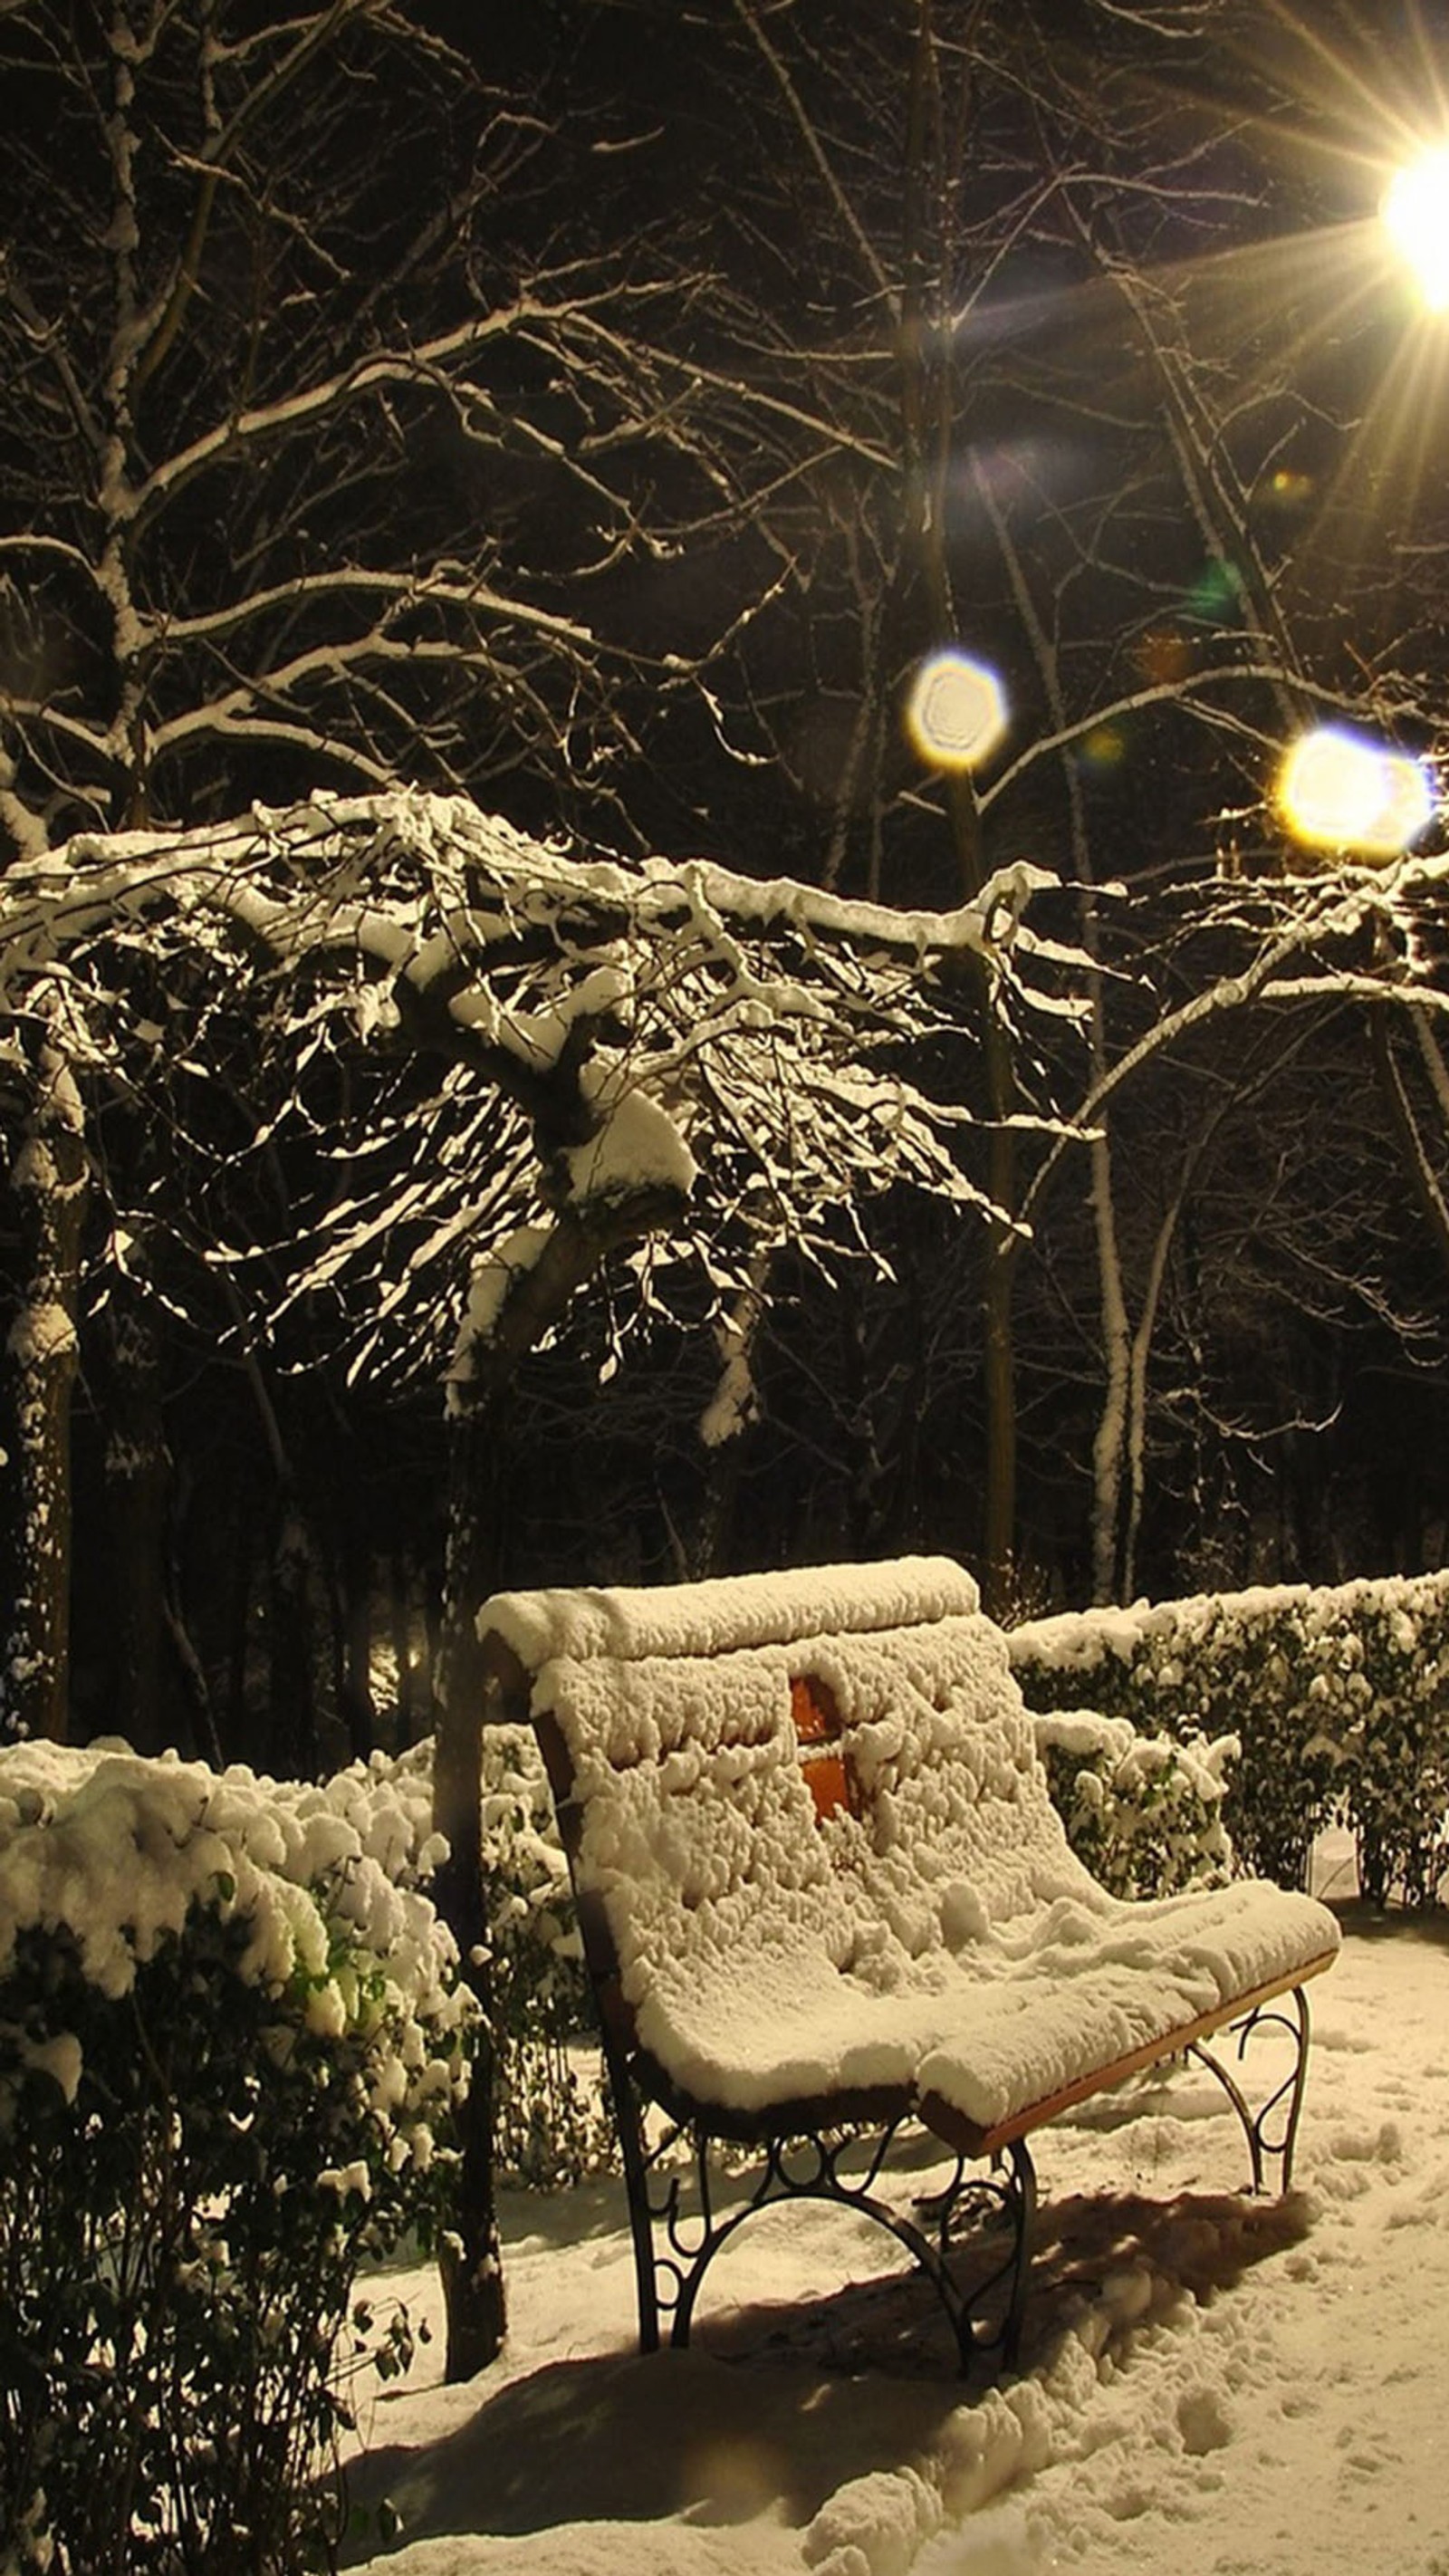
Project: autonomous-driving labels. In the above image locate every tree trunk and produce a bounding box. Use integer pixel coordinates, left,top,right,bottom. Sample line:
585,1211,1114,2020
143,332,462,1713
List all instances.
432,1402,505,2380
692,1254,771,1575
267,1499,318,1780
1372,1008,1449,1289
2,1033,86,1744
224,1495,255,1761
100,1283,172,1754
390,1554,419,1745
428,1182,692,2377
979,1089,1019,1617
320,1452,377,1764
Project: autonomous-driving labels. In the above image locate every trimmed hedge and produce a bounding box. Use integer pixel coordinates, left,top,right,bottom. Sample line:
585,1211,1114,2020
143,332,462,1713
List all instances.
0,1744,474,2576
1011,1572,1449,1905
1030,1709,1235,1899
474,1726,613,2187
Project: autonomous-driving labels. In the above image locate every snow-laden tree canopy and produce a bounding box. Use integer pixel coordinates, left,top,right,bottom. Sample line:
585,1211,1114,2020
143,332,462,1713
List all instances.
0,789,1086,1398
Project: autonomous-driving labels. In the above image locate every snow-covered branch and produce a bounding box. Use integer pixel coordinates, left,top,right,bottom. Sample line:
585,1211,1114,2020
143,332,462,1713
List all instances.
0,789,1082,1395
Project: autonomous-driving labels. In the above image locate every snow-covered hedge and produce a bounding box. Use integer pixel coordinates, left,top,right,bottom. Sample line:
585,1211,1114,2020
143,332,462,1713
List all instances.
473,1725,614,2187
334,1733,610,2189
1011,1572,1449,1905
0,1743,474,2576
1030,1710,1235,1899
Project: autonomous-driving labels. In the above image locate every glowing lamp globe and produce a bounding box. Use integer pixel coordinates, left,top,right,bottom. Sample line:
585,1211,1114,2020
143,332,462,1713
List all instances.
1276,726,1434,859
1382,147,1449,313
905,649,1009,772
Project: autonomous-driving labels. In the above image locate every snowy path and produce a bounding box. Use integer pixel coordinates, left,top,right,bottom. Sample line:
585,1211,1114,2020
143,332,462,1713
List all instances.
1037,1913,1449,2576
346,1907,1449,2576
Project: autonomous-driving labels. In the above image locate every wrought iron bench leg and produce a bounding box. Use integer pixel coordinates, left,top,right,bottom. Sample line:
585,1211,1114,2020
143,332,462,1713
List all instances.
609,2079,1038,2374
597,2018,664,2352
917,2139,1037,2366
998,2141,1038,2365
1187,1984,1313,2192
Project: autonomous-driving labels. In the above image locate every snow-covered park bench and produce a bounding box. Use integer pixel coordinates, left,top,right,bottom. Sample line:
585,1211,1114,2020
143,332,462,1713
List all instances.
476,1556,1339,2371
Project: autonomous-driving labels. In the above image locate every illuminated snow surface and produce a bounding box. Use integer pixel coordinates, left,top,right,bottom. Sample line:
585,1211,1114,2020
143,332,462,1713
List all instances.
344,1841,1448,2576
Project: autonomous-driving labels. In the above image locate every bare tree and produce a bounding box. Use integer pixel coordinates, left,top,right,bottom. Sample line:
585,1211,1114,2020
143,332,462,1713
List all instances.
0,0,742,858
1017,850,1449,1594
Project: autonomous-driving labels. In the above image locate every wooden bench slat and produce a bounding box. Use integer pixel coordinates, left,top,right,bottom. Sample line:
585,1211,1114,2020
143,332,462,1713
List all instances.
920,1947,1339,2158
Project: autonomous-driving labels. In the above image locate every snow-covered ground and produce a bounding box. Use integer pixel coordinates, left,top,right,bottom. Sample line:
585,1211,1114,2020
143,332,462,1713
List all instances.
344,1857,1448,2576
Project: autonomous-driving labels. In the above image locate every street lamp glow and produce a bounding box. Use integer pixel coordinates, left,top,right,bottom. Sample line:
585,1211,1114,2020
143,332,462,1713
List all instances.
1276,725,1434,858
905,649,1009,771
1382,146,1449,312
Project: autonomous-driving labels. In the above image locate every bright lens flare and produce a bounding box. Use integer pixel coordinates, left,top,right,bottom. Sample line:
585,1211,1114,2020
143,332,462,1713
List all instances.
1382,147,1449,313
1276,726,1435,858
905,649,1009,772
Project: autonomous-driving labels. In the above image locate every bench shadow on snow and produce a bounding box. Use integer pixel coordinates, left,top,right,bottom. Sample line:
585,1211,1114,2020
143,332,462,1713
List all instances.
339,2181,1310,2558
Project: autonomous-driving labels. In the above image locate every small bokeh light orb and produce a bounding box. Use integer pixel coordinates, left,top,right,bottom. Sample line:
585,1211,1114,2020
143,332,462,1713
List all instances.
905,649,1009,772
1382,146,1449,312
1079,723,1127,774
1276,725,1435,859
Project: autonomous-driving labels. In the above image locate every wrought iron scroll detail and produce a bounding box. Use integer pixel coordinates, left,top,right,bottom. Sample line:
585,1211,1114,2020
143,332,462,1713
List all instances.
604,2025,1034,2373
1186,1984,1313,2192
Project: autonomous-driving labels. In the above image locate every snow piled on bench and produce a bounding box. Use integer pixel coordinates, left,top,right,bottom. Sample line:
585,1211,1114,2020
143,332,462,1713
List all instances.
481,1555,980,1669
528,1610,1338,2136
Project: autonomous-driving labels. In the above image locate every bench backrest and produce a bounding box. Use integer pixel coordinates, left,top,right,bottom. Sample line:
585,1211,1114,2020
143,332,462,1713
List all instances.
477,1558,1099,2042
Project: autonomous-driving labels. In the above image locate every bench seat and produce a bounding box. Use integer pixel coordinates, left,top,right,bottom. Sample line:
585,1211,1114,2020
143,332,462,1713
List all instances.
610,1875,1336,2144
